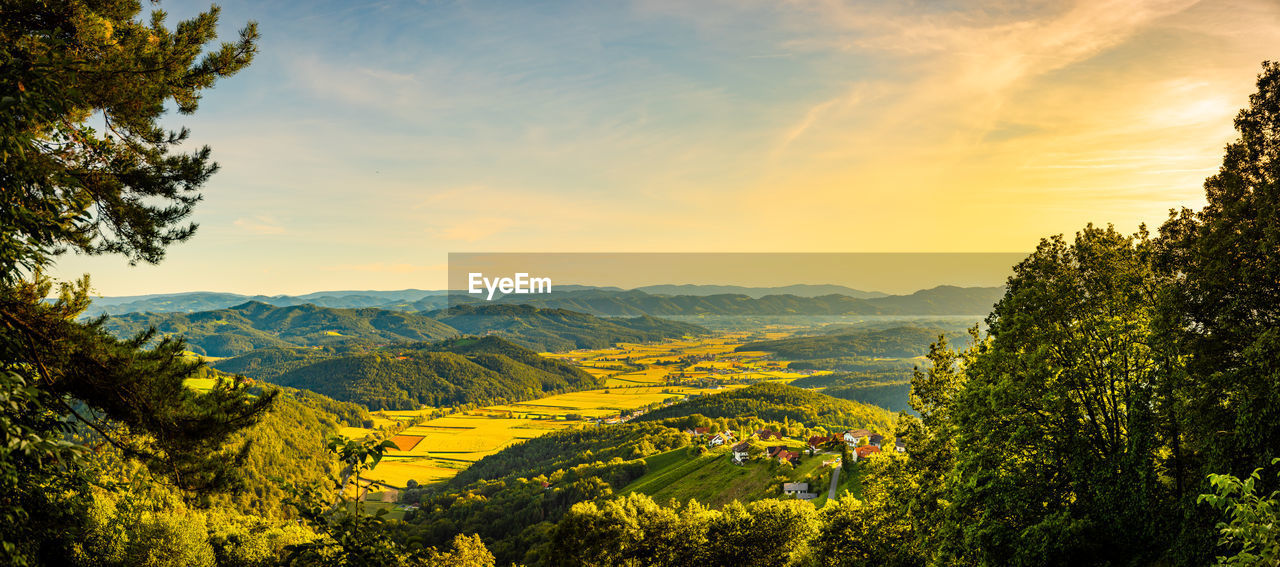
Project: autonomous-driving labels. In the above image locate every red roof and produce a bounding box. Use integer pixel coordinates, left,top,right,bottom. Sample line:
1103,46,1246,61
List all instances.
855,445,882,458
693,427,710,435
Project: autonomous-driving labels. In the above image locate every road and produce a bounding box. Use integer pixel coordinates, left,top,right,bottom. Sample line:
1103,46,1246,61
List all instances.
828,466,841,499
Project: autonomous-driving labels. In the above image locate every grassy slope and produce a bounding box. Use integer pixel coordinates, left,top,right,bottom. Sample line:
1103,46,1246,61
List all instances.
622,444,844,509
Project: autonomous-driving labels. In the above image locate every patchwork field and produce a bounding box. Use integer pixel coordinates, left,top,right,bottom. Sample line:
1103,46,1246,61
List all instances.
351,330,825,488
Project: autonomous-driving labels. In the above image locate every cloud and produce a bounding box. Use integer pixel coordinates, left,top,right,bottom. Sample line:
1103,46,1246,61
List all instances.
232,216,286,235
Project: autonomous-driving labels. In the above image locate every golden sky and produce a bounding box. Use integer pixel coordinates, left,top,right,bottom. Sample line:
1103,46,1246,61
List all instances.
52,0,1280,295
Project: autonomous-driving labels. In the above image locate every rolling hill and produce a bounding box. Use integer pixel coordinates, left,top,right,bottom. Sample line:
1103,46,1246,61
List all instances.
461,285,1004,316
431,304,709,351
104,301,459,357
635,382,899,433
735,326,948,359
266,336,602,410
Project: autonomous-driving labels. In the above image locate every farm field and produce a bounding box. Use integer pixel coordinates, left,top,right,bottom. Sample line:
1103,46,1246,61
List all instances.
353,330,825,488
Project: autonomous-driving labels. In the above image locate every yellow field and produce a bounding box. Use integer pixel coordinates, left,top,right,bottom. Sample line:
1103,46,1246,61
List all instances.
355,330,813,488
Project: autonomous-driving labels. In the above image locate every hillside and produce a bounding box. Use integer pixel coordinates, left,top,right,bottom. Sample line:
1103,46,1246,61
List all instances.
791,370,916,413
634,284,888,299
462,285,1004,316
82,289,449,316
202,380,371,519
736,326,947,359
635,382,898,433
268,336,601,410
104,302,459,357
432,304,708,351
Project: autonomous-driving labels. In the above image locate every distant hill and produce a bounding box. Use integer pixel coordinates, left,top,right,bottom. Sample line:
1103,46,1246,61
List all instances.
635,382,898,433
736,326,948,360
462,285,1004,316
104,301,459,357
83,289,448,316
431,304,709,351
634,284,888,299
267,336,602,410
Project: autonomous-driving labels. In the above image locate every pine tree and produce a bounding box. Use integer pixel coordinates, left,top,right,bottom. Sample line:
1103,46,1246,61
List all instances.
1,2,272,563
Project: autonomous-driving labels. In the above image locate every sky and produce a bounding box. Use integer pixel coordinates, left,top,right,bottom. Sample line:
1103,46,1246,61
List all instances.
50,0,1280,296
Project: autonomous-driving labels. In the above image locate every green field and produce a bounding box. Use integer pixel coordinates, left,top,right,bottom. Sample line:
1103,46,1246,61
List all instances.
622,444,843,508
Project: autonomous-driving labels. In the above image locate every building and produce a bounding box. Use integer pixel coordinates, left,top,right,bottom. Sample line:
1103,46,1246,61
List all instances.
844,429,873,446
782,482,809,495
868,433,884,448
756,429,783,441
731,441,752,463
852,444,882,462
708,431,736,447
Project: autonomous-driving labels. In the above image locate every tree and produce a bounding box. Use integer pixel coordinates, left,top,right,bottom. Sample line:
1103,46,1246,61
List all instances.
1157,60,1280,562
1198,459,1280,566
0,2,270,563
939,225,1175,566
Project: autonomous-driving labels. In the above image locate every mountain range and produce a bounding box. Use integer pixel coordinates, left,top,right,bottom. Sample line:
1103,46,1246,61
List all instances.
82,284,993,316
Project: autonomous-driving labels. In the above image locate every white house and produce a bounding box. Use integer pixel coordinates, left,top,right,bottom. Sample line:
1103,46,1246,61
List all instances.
731,441,751,463
782,482,809,495
843,428,872,446
708,431,736,447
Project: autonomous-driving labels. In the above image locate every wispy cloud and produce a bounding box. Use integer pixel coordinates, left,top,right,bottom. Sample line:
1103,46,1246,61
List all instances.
232,215,286,235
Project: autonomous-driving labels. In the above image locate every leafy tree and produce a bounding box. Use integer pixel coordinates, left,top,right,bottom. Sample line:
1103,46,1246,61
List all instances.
939,225,1174,566
1157,60,1280,561
0,1,271,563
1199,459,1280,566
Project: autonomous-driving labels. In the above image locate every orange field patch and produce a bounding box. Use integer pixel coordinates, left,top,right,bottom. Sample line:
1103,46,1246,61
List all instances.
388,435,424,452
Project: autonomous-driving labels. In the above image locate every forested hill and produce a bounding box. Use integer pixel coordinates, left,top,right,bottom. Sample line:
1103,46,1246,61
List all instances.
105,301,706,356
431,304,708,351
266,336,601,410
104,301,459,357
635,382,898,433
463,285,1005,316
736,326,951,359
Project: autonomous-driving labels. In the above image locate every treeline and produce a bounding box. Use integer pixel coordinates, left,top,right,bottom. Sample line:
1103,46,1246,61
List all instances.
270,336,601,410
105,301,708,357
459,285,1005,317
737,326,947,359
635,382,899,434
792,369,915,413
105,301,460,357
431,304,709,351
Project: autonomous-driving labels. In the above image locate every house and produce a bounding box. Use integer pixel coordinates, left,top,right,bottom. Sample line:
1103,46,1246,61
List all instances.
852,445,882,462
782,482,809,495
895,439,907,453
708,431,736,447
756,429,783,441
868,433,884,448
806,436,829,451
687,427,710,437
767,446,788,459
772,448,800,465
844,429,873,446
731,441,752,463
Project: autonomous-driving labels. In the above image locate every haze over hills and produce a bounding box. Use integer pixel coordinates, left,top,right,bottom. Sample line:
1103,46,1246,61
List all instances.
104,301,460,357
85,289,450,316
103,301,708,356
82,284,997,317
462,285,1006,316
